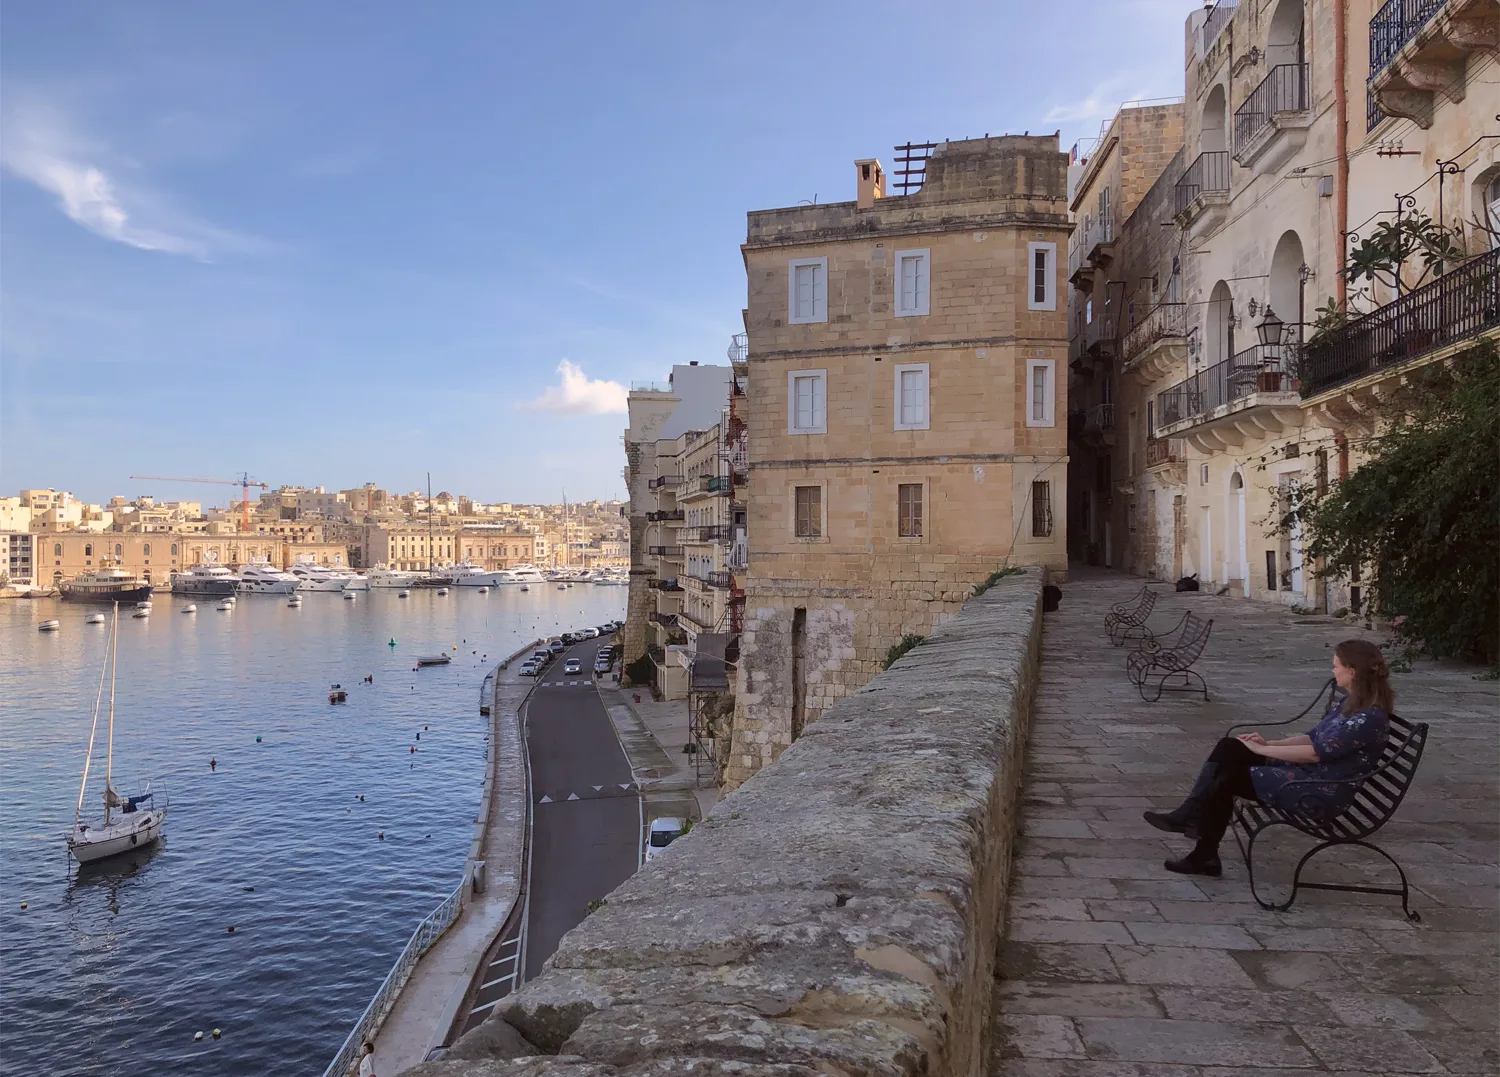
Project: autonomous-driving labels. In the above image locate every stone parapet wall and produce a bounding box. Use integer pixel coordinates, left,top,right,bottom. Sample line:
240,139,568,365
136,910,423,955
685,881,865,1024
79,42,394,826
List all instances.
407,567,1045,1077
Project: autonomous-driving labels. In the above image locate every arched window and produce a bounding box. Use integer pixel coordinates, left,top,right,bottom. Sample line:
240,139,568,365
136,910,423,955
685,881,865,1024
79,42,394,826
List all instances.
53,543,61,557
1482,170,1500,251
85,544,93,558
115,544,123,557
1201,84,1227,154
171,543,178,555
1268,230,1305,349
143,543,151,556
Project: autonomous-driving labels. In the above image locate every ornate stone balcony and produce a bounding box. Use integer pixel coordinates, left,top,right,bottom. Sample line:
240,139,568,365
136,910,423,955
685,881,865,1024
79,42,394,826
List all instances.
1173,152,1230,238
1121,301,1189,382
1155,343,1304,452
1233,63,1311,174
1368,0,1498,129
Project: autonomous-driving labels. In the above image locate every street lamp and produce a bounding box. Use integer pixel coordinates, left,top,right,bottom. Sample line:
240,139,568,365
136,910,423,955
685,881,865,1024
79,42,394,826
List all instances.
1256,306,1284,349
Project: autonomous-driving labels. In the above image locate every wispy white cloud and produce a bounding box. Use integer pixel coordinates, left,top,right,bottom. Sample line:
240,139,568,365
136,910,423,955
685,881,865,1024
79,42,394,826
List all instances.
1,99,266,260
518,360,627,415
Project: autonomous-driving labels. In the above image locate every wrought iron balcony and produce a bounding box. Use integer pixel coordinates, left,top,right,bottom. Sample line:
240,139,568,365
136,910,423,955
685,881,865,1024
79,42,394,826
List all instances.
1369,0,1446,75
1301,248,1500,399
1122,302,1188,365
647,475,679,490
647,545,684,558
1173,152,1230,217
1156,344,1302,430
1146,436,1185,469
649,578,684,592
691,524,731,543
1234,63,1309,157
1366,87,1389,132
646,509,684,523
1084,403,1115,433
706,570,732,589
1201,0,1237,52
727,332,748,368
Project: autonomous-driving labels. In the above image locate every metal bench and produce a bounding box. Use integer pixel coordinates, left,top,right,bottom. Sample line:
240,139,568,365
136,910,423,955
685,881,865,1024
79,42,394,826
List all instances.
1125,612,1212,702
1227,679,1428,920
1113,607,1192,650
1104,586,1157,643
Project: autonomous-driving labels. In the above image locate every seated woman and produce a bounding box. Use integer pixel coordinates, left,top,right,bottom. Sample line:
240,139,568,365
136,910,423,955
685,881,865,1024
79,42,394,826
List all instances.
1144,638,1393,877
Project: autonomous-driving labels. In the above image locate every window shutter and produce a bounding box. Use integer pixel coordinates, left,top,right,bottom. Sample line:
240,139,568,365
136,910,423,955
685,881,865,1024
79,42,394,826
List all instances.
1032,365,1046,422
813,263,826,321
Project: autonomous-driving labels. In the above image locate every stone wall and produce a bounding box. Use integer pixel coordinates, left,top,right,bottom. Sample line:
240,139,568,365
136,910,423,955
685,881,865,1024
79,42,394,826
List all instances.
408,567,1046,1077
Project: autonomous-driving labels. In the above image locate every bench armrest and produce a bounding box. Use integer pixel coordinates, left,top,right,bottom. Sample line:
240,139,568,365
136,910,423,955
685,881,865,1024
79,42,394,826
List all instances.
1226,679,1339,737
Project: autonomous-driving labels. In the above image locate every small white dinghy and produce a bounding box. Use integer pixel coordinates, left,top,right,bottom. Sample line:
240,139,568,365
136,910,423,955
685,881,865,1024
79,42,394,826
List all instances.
287,596,302,607
86,613,106,625
342,591,356,601
397,590,410,598
478,587,489,594
182,604,197,613
39,619,61,632
216,601,234,611
436,588,450,596
67,605,168,865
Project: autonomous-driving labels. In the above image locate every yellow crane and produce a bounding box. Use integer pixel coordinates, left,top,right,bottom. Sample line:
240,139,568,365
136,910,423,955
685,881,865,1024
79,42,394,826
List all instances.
129,472,270,532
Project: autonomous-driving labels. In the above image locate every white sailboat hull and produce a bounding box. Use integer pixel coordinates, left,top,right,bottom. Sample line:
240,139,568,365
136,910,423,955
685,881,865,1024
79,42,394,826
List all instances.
69,810,166,863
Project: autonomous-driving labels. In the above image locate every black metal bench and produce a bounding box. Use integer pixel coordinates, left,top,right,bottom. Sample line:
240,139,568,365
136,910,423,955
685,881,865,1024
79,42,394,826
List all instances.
1227,679,1428,920
1104,586,1157,643
1125,612,1212,702
1113,607,1192,650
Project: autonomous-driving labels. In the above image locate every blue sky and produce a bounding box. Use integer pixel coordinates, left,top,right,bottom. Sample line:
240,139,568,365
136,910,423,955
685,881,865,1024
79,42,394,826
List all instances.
2,1,1199,508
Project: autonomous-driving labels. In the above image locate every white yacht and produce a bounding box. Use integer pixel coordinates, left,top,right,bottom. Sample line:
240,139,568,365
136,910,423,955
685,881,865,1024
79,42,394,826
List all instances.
327,566,370,591
366,566,426,589
289,561,349,592
496,564,548,585
237,559,301,595
436,562,510,587
171,560,240,597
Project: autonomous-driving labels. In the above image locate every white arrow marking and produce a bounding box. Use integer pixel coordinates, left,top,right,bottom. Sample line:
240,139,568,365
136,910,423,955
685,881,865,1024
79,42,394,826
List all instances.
592,785,603,791
539,795,553,803
566,793,580,801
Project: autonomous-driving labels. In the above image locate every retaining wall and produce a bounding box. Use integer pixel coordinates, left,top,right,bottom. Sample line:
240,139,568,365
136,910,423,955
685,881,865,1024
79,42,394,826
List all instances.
405,569,1045,1076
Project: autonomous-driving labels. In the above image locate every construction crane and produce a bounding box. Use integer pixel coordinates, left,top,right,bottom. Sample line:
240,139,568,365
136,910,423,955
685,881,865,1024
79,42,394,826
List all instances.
129,472,270,532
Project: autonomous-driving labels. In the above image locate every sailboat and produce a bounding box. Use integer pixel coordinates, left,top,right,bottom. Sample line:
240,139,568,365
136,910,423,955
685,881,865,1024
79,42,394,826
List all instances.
67,604,168,864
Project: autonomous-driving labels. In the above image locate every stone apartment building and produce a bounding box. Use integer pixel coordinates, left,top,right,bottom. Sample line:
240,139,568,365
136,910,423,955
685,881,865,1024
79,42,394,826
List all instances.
363,523,457,572
1069,0,1498,610
622,363,734,697
458,526,538,569
723,135,1072,788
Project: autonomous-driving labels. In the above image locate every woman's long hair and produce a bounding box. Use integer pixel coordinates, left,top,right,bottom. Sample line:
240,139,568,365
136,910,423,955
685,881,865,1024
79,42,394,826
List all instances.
1336,639,1395,715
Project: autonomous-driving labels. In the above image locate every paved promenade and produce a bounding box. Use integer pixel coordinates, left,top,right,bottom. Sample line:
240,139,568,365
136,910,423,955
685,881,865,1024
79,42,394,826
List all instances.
991,570,1499,1076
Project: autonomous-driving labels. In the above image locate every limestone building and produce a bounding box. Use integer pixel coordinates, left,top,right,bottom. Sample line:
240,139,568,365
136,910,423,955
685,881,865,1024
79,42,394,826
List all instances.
725,135,1072,787
1067,0,1498,611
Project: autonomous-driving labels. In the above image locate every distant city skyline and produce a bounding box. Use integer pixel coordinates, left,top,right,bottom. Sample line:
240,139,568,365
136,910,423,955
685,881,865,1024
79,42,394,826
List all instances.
1,2,1198,504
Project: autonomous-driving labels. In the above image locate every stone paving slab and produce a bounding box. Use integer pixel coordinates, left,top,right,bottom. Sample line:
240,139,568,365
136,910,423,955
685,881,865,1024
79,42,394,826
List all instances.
989,569,1499,1076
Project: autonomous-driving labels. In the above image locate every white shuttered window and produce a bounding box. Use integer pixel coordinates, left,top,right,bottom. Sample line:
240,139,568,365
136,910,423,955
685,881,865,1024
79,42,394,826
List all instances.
788,370,827,434
893,363,930,430
1026,359,1055,427
788,257,828,323
894,249,931,317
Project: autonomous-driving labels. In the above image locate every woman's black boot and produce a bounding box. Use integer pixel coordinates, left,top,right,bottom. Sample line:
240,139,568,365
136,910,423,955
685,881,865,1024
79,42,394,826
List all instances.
1164,846,1222,877
1142,762,1216,837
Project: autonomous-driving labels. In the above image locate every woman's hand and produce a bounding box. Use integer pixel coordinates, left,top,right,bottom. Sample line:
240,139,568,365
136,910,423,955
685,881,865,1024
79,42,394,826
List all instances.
1237,732,1266,746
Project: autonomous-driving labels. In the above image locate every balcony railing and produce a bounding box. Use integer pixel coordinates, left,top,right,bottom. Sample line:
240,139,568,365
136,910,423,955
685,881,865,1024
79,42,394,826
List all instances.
649,578,684,592
1301,248,1500,398
1202,0,1237,51
1369,0,1445,76
1174,151,1230,215
631,381,673,393
647,545,684,558
1234,63,1309,150
1084,311,1117,354
647,475,679,490
1122,302,1188,361
1146,436,1185,468
1366,87,1389,132
646,509,684,523
649,611,678,628
706,570,732,589
727,332,748,366
1157,344,1301,427
1084,403,1115,433
691,524,730,543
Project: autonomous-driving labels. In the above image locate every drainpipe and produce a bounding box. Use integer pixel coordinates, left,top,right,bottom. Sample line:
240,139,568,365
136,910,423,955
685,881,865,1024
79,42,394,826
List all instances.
1334,0,1349,308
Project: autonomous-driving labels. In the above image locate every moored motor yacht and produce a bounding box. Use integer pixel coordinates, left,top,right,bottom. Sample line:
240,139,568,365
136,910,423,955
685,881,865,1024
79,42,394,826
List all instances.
367,566,426,589
171,560,240,597
495,564,548,585
237,559,300,595
60,564,155,606
435,562,511,587
327,566,370,591
289,561,348,592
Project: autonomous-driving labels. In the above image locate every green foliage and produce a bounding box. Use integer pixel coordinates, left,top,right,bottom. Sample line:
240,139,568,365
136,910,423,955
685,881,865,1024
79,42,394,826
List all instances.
1344,213,1463,293
624,654,655,687
883,633,926,670
1307,296,1351,344
972,565,1024,597
1271,341,1499,662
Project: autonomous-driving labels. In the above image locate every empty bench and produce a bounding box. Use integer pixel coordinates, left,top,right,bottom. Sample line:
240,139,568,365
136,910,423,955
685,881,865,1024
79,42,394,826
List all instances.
1125,611,1212,702
1104,586,1157,644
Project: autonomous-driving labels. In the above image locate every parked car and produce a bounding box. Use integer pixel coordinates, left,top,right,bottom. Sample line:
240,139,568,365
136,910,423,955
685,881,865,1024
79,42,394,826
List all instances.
519,662,539,677
581,628,600,639
644,817,686,861
564,658,583,675
549,640,565,655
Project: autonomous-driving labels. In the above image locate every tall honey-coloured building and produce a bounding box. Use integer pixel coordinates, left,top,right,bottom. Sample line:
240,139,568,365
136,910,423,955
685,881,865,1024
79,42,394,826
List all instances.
724,135,1072,788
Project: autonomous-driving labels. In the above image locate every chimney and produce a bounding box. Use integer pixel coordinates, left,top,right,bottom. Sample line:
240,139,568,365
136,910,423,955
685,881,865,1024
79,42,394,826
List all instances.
855,158,885,209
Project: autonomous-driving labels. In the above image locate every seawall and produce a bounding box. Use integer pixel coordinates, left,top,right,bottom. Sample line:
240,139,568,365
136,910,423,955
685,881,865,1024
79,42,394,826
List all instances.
405,567,1045,1076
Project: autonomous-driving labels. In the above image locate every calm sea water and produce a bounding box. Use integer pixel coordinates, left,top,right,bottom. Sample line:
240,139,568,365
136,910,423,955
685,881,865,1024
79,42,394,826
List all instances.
0,584,625,1077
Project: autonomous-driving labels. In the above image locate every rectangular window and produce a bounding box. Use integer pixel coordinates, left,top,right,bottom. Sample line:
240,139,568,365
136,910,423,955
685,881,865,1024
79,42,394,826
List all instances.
794,486,822,538
1026,360,1055,427
893,248,931,317
1146,399,1154,438
1027,242,1056,311
898,483,923,538
893,363,930,430
1031,481,1053,538
787,369,827,434
788,257,828,324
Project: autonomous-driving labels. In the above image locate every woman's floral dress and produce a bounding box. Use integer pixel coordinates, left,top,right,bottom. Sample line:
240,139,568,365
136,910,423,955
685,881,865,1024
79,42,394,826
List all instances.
1250,702,1391,819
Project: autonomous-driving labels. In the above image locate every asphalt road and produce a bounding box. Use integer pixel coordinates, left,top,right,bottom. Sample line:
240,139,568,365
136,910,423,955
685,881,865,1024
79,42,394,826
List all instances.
520,638,640,982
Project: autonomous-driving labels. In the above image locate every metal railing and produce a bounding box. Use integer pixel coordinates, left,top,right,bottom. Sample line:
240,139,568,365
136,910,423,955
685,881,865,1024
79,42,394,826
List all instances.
1202,0,1237,52
1174,151,1230,215
630,381,673,394
1085,311,1117,353
1301,249,1500,398
1146,436,1185,468
727,332,748,365
692,525,730,543
321,877,466,1077
706,570,732,589
1366,87,1389,132
648,545,684,558
1369,0,1445,76
649,579,684,592
1235,63,1309,150
1122,302,1188,361
649,611,678,627
1084,403,1115,433
646,509,683,523
647,475,679,490
1157,344,1301,427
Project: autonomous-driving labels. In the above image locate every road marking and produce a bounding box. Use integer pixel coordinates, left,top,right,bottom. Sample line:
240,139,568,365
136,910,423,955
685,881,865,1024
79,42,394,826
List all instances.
592,785,603,791
538,795,553,803
469,998,503,1014
566,792,579,800
480,970,517,990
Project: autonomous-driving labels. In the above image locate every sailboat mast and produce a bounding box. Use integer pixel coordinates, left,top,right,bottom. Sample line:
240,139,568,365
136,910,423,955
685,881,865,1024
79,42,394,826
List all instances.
563,490,569,570
105,602,119,825
75,610,114,826
427,471,434,574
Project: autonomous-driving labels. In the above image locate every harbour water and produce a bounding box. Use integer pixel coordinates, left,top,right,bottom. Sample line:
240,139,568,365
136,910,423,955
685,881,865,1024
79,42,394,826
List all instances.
0,585,625,1077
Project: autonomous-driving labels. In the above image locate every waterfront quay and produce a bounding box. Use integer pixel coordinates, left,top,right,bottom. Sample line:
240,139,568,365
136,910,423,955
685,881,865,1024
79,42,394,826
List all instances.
382,569,1495,1077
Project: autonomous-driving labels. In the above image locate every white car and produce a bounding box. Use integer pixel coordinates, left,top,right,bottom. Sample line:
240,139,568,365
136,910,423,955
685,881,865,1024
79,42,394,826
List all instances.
519,662,539,677
644,817,686,861
564,659,583,675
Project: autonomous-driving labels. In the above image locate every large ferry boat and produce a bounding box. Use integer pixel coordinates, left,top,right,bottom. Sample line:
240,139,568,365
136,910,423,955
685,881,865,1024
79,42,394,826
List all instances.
237,559,301,595
171,561,240,597
59,565,155,605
